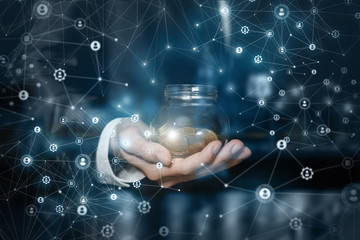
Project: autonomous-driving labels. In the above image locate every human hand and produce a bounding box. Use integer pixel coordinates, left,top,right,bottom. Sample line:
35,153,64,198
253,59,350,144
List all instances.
115,118,251,188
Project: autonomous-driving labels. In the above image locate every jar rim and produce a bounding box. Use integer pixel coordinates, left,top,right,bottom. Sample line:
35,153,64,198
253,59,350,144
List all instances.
165,84,218,100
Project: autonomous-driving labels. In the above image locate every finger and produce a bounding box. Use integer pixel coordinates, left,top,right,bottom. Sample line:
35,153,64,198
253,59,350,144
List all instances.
121,150,165,182
210,146,252,175
196,141,248,177
163,140,222,177
210,139,245,168
119,127,172,166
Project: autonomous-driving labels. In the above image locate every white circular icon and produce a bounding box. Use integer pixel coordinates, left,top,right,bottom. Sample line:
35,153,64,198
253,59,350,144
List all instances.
333,84,342,94
235,47,243,54
310,7,318,15
75,137,83,145
21,155,33,167
296,21,303,29
34,1,52,19
309,43,316,50
21,33,33,44
112,157,120,165
37,197,44,203
74,18,86,29
220,6,230,16
278,46,286,54
26,205,38,216
276,139,287,150
77,205,87,216
110,193,118,200
266,30,274,37
159,226,169,236
18,90,29,100
97,171,105,179
156,162,163,169
257,98,266,107
317,124,330,136
75,154,91,170
342,157,354,169
274,4,290,20
0,55,9,66
92,117,99,124
90,41,101,51
67,179,76,187
255,184,274,203
59,116,67,124
342,184,360,207
34,126,41,133
299,98,311,110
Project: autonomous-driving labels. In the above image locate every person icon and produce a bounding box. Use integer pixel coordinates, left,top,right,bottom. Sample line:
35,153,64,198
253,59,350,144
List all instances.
302,100,307,107
74,18,86,29
90,41,101,51
23,157,30,165
277,139,287,150
261,189,269,198
57,71,63,79
349,189,359,202
37,4,48,16
75,154,91,170
79,157,86,166
159,226,169,236
279,8,285,17
77,205,87,216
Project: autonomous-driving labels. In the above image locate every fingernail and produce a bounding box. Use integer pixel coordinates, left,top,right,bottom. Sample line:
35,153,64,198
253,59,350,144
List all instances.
236,147,250,160
213,144,221,154
231,144,243,155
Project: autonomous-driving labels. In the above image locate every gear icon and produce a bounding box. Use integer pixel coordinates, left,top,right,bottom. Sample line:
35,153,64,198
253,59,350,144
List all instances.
138,201,151,214
49,143,58,152
241,26,249,34
254,55,263,64
53,68,67,81
133,181,141,188
55,205,64,214
101,224,114,238
42,175,51,184
289,217,302,230
130,114,139,123
301,167,314,180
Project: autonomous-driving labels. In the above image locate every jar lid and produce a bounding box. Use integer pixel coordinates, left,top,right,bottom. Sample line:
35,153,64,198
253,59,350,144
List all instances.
165,84,218,100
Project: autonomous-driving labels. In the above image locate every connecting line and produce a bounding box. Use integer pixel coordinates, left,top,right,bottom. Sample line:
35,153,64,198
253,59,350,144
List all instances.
285,148,304,168
274,197,330,227
219,199,257,217
246,202,262,237
246,226,290,240
228,148,277,185
273,176,302,190
272,199,291,219
267,150,282,185
201,163,225,184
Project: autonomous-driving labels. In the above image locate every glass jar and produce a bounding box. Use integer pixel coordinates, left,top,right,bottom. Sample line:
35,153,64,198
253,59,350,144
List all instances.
151,84,229,157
